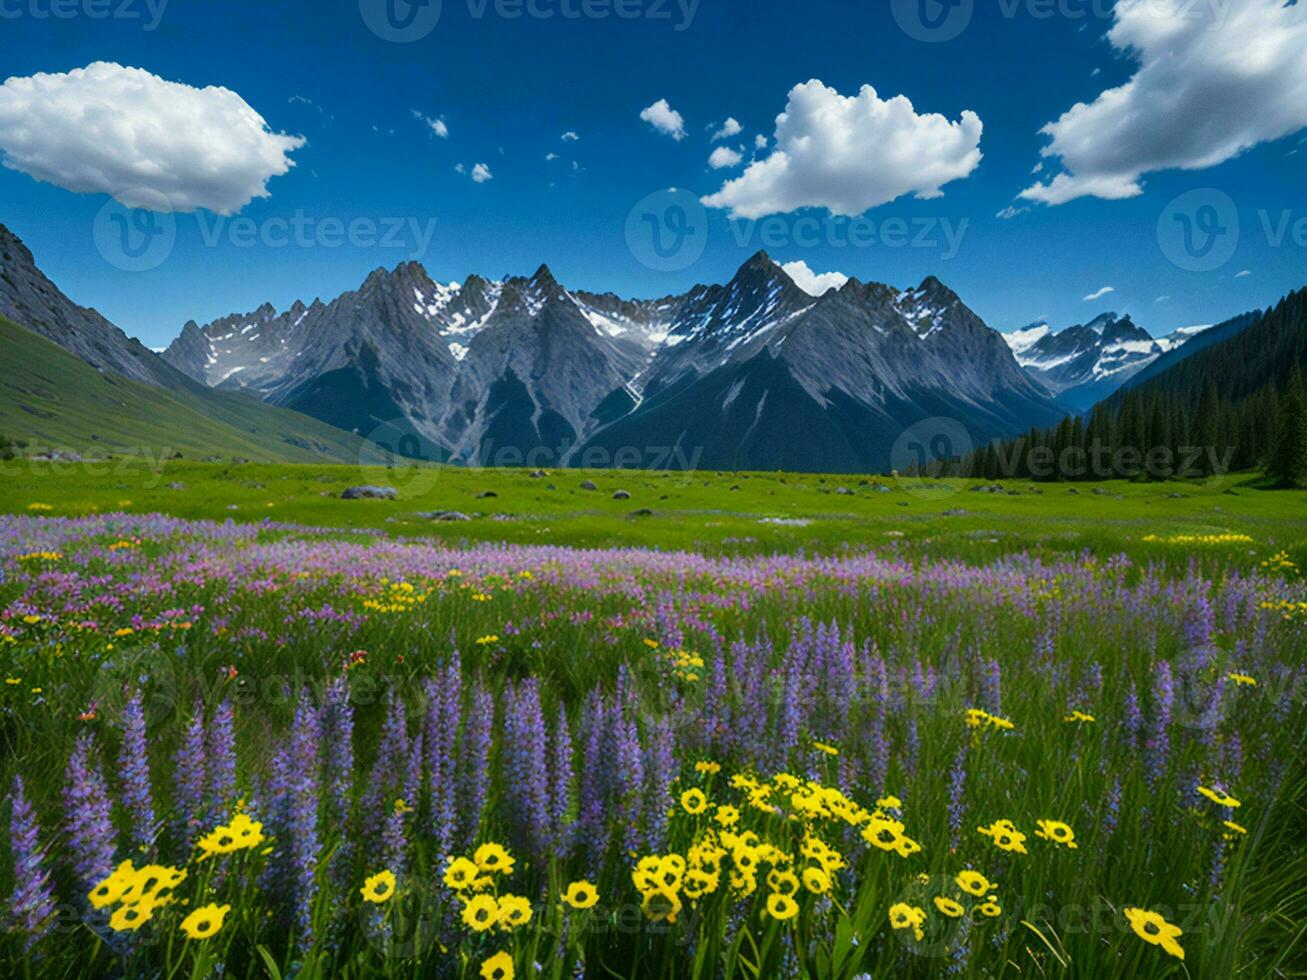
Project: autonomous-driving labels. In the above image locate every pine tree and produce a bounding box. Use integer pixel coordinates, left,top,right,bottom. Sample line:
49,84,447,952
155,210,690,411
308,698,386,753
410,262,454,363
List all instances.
1268,367,1307,488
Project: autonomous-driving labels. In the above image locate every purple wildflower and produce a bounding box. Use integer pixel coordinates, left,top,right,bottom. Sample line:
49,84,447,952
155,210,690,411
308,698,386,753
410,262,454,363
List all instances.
205,698,237,825
118,687,158,852
172,698,207,848
1145,662,1174,787
424,655,462,858
288,691,321,947
459,685,493,849
501,681,550,861
8,776,56,950
63,733,116,897
549,704,576,858
947,746,967,851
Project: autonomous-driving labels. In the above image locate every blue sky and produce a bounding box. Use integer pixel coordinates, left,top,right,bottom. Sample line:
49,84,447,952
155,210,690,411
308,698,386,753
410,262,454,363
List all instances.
1,0,1304,349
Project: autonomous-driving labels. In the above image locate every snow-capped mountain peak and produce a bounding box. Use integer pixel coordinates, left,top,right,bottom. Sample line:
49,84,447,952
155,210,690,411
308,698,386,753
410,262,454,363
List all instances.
1004,322,1052,356
1007,311,1211,411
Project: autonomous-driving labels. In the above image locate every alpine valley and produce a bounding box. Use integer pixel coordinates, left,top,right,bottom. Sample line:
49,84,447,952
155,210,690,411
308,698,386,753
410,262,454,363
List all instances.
1,222,1225,472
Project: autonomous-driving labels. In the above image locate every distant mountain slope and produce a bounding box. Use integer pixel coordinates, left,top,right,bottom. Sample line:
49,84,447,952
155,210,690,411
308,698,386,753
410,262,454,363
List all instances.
1005,312,1211,412
1115,310,1259,395
0,225,199,393
0,316,370,462
1103,290,1306,412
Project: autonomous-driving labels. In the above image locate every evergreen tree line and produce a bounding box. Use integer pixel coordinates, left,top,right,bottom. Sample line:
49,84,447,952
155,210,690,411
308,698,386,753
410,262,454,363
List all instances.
964,288,1307,487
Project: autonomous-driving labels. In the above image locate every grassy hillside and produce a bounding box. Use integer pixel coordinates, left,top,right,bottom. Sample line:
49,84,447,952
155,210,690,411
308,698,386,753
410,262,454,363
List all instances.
0,316,370,463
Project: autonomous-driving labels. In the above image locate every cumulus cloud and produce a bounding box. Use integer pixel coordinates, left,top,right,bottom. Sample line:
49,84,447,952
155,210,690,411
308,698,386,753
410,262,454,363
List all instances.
545,152,559,162
711,117,742,141
639,98,686,140
470,163,493,183
701,80,982,219
1084,286,1116,302
0,62,304,214
708,146,743,169
1022,0,1307,206
780,260,848,297
754,134,768,150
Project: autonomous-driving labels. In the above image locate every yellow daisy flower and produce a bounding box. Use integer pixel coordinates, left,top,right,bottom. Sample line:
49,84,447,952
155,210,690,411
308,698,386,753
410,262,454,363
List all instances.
1124,907,1185,961
361,870,396,904
179,903,232,940
561,880,599,910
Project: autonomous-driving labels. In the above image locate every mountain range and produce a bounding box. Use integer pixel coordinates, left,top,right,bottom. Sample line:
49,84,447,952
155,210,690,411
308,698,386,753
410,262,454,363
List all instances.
0,219,1233,472
159,250,1078,472
1004,313,1212,413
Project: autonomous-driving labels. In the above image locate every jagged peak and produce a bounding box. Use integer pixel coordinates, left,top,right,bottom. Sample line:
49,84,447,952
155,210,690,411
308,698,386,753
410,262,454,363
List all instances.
529,263,559,288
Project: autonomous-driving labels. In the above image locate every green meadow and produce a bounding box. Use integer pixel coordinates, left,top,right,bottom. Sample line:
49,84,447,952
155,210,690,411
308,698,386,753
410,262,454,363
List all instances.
2,456,1304,564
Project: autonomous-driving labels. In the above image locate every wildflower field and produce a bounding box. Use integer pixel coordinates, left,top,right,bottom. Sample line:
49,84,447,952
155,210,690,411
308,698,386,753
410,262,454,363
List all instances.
1,469,1306,978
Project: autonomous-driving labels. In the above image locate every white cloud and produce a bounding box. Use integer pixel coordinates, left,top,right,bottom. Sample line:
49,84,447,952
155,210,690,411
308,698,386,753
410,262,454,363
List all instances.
996,204,1030,220
708,146,743,169
1235,269,1252,278
412,110,449,138
639,98,686,140
470,163,493,183
1083,286,1116,302
701,80,982,219
0,62,303,214
780,260,848,297
754,134,768,150
711,117,742,141
1155,295,1171,303
1022,0,1307,206
454,163,466,174
561,131,579,142
545,152,559,162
